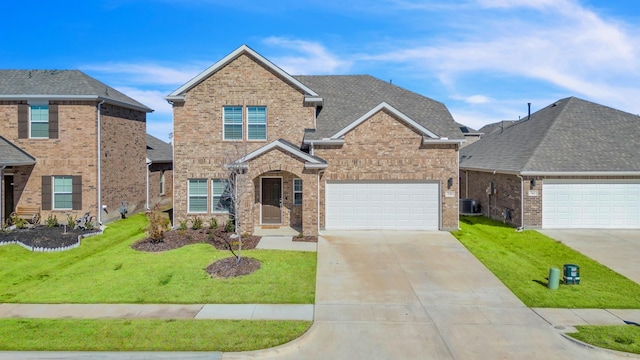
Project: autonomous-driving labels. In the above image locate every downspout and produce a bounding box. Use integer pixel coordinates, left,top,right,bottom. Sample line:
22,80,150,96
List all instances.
97,100,105,225
146,158,152,210
516,174,525,231
0,166,5,223
317,169,325,236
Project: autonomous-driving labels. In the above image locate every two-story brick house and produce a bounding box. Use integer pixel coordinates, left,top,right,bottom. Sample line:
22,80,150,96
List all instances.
0,70,152,225
167,45,464,236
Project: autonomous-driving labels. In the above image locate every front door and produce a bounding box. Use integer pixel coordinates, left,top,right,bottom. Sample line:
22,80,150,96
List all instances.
4,175,13,222
262,178,282,224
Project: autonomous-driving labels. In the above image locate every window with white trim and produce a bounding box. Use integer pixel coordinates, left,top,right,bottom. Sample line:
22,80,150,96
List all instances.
212,179,232,213
53,176,73,210
188,179,208,213
223,106,243,140
293,178,302,206
159,171,165,195
247,106,266,140
30,105,49,138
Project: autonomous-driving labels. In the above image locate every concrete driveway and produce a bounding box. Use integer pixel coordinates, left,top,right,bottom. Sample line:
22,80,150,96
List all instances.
540,229,640,284
224,231,630,360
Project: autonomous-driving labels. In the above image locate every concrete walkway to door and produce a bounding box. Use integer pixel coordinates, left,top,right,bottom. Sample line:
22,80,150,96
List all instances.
224,231,632,359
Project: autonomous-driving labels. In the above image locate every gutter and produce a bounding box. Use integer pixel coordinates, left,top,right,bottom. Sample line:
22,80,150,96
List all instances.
0,95,152,113
422,137,466,145
146,158,152,210
303,139,345,146
516,174,525,230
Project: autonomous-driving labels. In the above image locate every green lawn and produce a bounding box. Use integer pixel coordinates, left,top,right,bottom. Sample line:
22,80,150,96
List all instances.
0,318,312,351
569,325,640,354
452,216,640,308
0,214,316,304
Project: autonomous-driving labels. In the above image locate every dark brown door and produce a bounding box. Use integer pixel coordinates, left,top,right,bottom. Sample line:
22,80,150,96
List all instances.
262,178,282,224
4,175,13,222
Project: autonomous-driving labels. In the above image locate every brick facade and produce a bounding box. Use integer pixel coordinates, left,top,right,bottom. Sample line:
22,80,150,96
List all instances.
315,109,459,230
0,100,147,224
148,164,173,210
171,52,460,234
462,170,640,228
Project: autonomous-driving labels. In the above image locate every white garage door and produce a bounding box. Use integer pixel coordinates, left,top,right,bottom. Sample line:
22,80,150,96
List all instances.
542,180,640,229
325,181,440,230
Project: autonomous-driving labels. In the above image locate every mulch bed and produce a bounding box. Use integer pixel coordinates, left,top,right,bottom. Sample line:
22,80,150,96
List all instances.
131,228,261,252
205,256,261,278
0,225,99,249
293,236,317,242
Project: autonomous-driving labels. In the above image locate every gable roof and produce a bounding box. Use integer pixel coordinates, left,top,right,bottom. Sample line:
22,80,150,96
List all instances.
228,139,327,170
477,120,517,135
294,75,464,141
0,136,35,167
166,44,321,103
460,97,640,174
0,70,152,112
146,134,173,164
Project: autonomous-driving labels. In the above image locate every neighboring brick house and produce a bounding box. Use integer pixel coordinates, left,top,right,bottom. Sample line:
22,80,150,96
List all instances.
0,70,152,225
146,134,173,210
460,97,640,229
167,45,464,236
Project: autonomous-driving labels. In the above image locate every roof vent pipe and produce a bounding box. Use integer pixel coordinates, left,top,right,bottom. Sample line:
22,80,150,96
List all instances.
528,102,531,120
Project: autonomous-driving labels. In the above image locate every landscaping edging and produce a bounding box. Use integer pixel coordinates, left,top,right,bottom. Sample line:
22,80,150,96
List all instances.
0,226,105,252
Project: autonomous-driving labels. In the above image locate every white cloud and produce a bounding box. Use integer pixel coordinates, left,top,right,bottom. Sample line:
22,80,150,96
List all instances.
262,37,352,74
82,63,203,87
362,0,640,115
456,95,492,104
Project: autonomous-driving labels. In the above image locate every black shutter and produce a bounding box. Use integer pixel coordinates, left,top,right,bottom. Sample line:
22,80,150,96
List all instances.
72,176,82,210
49,104,58,139
18,104,28,139
42,176,52,210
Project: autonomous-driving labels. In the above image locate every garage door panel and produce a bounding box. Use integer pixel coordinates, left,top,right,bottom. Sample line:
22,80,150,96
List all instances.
543,181,640,229
326,181,439,230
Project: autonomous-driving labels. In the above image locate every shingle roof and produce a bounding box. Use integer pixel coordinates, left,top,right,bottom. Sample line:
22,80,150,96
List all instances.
0,70,152,112
0,136,35,166
460,97,640,173
294,75,464,140
146,134,173,163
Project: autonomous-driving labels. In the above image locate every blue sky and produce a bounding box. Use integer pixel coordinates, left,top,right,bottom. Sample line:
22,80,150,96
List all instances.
3,0,640,142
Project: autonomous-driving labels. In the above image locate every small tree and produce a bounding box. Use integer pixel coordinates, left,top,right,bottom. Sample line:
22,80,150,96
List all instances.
222,144,250,263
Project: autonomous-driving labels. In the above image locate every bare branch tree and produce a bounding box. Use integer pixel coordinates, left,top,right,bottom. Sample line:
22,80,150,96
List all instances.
222,143,250,263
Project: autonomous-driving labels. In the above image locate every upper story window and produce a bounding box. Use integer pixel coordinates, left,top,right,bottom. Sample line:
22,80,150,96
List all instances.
223,106,243,140
247,106,266,140
222,106,267,141
18,102,58,139
30,105,49,138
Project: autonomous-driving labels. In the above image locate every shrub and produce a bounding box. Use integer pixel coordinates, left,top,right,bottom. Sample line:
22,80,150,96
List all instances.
192,217,203,230
66,215,76,229
45,214,58,228
209,217,218,229
146,207,170,243
178,219,189,231
11,214,27,229
225,219,235,233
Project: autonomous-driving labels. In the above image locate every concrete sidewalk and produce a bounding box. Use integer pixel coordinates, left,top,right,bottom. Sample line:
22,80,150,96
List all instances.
0,303,314,321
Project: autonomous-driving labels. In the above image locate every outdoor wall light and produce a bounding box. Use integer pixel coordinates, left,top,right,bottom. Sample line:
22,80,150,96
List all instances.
530,178,536,187
447,177,453,189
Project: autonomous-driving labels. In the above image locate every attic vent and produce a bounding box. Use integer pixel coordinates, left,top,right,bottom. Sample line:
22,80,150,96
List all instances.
105,86,109,95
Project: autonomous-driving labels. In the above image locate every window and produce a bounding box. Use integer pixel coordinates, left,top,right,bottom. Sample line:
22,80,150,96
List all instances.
53,176,73,210
188,179,208,213
30,105,49,138
293,178,302,206
223,106,243,140
212,179,232,213
247,106,266,140
159,171,165,195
